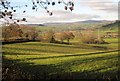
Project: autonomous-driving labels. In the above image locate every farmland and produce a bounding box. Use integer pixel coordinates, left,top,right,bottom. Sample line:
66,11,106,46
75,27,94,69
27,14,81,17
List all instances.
0,0,119,80
1,20,119,80
2,37,119,80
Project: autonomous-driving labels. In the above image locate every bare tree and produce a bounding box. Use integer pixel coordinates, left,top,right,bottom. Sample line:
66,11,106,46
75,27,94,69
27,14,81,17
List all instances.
19,25,39,41
40,30,55,42
0,0,74,23
79,30,106,44
65,31,75,44
2,23,39,42
2,23,23,42
54,31,75,44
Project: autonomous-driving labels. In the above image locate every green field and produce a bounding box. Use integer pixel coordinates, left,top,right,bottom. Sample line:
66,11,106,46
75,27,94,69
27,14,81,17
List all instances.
2,38,119,80
36,22,111,32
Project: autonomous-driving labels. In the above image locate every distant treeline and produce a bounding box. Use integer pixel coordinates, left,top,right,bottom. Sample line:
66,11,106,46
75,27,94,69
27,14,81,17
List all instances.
2,23,38,43
1,23,75,44
2,23,118,44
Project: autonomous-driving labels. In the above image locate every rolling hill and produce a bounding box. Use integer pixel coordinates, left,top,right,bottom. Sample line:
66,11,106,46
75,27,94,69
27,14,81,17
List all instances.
99,20,119,32
35,20,113,31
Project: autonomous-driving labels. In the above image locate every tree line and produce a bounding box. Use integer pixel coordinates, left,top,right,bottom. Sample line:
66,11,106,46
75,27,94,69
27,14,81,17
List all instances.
2,23,38,42
1,23,75,44
1,23,107,44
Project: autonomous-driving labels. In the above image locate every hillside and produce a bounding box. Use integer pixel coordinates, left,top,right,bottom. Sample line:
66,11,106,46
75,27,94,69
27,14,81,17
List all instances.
78,20,112,23
3,38,119,80
44,20,112,25
36,20,112,31
100,20,119,32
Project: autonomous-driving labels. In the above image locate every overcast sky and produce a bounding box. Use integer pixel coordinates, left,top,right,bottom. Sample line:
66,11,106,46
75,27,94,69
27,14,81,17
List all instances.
1,0,119,24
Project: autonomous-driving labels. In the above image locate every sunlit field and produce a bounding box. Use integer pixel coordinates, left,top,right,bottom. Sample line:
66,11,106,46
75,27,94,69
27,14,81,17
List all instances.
1,0,119,81
2,38,119,80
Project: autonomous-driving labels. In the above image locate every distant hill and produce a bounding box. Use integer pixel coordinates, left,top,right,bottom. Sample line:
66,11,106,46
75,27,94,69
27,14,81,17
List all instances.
22,20,116,31
79,20,112,23
23,20,112,27
44,20,112,25
25,24,45,27
102,20,119,28
44,22,74,25
99,20,119,31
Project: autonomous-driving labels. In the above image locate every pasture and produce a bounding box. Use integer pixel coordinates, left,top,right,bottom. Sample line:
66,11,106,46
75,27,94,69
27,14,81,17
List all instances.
2,38,119,80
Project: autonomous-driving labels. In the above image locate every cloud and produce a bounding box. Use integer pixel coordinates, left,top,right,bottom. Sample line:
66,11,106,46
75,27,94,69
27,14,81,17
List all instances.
80,0,118,13
25,10,100,23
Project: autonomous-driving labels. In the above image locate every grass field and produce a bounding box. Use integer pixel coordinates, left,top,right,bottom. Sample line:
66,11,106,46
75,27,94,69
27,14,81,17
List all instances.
2,37,119,80
36,22,110,32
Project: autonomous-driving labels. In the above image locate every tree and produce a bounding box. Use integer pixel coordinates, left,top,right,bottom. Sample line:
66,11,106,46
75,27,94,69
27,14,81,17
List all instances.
40,30,55,43
2,23,23,42
47,30,55,43
18,25,39,41
65,31,75,44
54,31,75,44
0,0,74,23
79,30,106,44
2,23,39,42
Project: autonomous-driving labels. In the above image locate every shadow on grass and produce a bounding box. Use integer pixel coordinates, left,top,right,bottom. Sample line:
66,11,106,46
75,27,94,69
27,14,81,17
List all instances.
2,55,119,81
4,40,109,51
3,49,118,60
3,44,113,57
3,52,42,55
3,47,71,54
26,49,119,60
20,42,109,50
2,40,38,45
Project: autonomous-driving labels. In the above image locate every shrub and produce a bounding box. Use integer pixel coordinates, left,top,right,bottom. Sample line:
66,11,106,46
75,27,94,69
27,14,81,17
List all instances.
2,23,23,42
80,30,106,44
40,30,55,43
54,31,75,44
2,23,39,42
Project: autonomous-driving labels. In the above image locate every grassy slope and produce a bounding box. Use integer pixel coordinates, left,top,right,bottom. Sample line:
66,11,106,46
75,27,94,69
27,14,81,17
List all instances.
2,21,119,80
100,21,118,32
36,22,108,32
2,38,119,80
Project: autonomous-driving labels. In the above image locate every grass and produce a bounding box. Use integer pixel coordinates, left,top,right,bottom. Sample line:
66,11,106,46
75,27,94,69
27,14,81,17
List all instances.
2,38,119,80
36,22,109,32
88,38,118,49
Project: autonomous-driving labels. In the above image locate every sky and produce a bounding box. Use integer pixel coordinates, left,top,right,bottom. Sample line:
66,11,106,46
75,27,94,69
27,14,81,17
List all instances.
1,0,119,24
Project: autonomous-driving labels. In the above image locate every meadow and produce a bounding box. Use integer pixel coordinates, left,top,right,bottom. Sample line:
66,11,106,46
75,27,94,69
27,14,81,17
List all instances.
2,37,119,80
